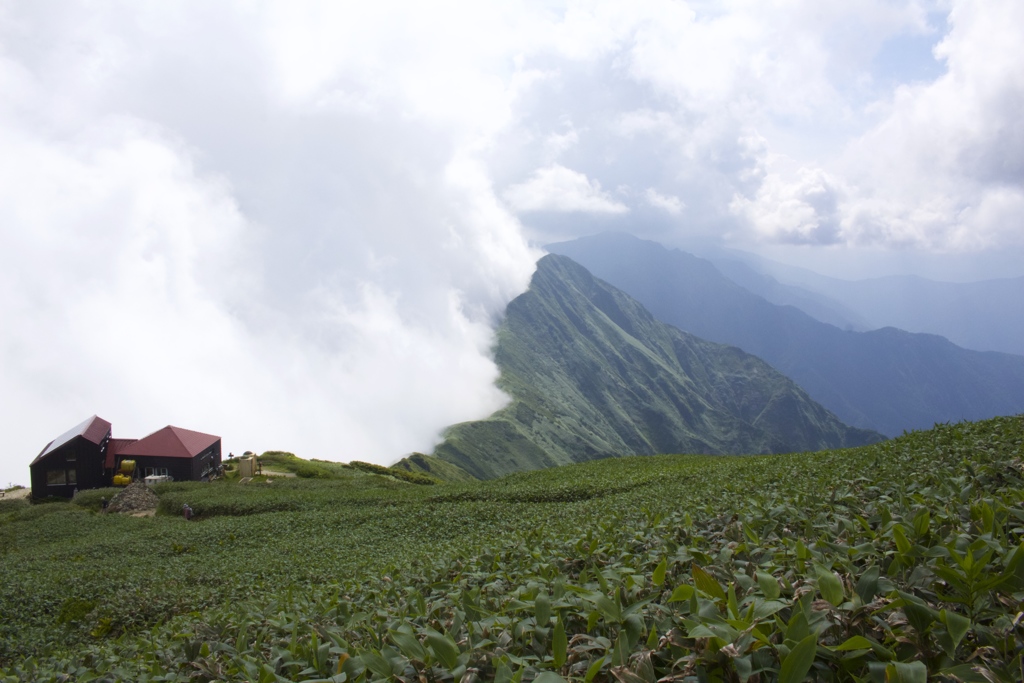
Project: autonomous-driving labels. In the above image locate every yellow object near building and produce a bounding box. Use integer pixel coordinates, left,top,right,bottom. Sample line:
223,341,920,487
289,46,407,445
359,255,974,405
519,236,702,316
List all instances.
112,459,136,485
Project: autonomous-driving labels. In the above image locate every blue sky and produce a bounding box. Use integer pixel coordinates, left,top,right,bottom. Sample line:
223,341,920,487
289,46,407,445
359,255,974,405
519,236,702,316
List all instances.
2,1,1022,486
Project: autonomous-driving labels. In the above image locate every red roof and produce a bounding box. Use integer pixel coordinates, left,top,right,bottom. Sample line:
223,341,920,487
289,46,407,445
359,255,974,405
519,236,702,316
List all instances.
32,415,112,465
117,426,220,459
105,438,139,469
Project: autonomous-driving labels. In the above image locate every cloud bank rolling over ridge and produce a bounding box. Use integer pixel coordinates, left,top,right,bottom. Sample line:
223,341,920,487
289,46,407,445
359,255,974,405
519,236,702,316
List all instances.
1,1,1022,485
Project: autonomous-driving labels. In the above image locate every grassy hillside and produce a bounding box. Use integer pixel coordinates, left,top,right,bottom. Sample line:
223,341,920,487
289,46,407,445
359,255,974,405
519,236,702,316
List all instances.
2,416,1022,681
433,254,879,480
392,452,478,482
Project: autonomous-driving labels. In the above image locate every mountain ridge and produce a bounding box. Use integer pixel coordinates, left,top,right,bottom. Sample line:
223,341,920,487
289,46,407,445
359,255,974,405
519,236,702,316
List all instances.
547,233,1024,436
698,245,1024,355
431,253,880,479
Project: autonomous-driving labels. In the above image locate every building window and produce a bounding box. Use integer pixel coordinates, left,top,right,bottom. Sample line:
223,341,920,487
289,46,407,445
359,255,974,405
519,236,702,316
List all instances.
66,450,76,462
47,469,67,486
67,468,77,485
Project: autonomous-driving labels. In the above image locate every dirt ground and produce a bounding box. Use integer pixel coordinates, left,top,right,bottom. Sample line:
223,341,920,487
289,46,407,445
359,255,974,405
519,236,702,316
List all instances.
1,488,30,500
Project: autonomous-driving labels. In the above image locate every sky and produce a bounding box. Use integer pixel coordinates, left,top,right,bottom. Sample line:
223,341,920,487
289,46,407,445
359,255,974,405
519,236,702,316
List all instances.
2,1,1023,486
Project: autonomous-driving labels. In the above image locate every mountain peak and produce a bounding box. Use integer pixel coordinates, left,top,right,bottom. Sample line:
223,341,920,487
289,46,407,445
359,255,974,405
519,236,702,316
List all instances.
547,234,1024,436
433,253,880,479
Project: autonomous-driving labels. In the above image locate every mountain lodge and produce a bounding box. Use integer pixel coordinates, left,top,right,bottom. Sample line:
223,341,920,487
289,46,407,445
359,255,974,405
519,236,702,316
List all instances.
29,415,222,499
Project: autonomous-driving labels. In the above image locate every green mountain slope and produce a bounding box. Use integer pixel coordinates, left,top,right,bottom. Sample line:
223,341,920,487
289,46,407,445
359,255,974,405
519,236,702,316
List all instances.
391,452,477,482
433,254,880,479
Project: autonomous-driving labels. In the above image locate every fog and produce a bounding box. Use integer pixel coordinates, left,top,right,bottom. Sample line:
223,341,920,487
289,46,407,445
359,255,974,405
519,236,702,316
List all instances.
3,1,1022,486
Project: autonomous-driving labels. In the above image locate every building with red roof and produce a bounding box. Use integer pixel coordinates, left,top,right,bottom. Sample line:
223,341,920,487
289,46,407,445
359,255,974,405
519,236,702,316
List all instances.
29,415,112,498
30,417,221,499
116,426,221,483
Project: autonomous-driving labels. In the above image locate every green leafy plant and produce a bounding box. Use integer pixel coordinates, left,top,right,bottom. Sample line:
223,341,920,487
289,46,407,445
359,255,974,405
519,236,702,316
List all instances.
1,415,1022,681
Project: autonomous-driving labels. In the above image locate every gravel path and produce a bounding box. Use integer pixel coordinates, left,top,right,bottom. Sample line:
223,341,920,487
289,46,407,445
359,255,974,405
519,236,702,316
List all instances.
106,482,159,513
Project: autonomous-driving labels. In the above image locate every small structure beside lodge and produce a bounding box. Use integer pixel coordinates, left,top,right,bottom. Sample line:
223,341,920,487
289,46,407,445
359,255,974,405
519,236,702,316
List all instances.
30,415,222,500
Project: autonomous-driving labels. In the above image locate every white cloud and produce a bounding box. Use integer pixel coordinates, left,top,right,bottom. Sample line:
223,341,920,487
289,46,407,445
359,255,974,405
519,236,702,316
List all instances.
0,2,543,487
732,0,1024,251
503,164,629,214
3,0,1024,486
645,188,685,215
731,167,845,244
543,124,580,161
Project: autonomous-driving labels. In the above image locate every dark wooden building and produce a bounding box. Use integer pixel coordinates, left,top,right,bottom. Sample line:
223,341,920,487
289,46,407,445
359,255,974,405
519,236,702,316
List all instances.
113,426,222,483
30,418,222,499
30,415,112,499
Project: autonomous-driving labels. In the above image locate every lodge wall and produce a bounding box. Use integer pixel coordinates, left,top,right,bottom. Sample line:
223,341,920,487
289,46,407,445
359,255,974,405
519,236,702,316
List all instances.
29,436,109,499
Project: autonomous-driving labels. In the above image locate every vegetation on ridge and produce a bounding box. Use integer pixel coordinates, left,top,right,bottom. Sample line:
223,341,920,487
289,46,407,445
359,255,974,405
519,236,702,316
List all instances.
392,453,478,483
1,415,1022,681
433,254,880,480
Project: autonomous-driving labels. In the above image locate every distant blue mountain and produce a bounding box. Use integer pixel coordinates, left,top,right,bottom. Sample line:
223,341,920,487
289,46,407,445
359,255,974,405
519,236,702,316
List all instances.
547,233,1024,437
704,248,1024,356
708,257,870,331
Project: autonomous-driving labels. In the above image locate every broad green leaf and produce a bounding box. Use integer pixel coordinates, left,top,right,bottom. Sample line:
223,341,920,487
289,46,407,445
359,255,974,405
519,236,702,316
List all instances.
623,614,645,650
734,654,753,681
815,565,844,607
389,630,425,662
936,664,985,682
940,609,970,652
596,594,621,623
786,609,810,643
752,599,787,620
652,558,667,587
424,630,459,669
885,661,927,683
611,630,630,667
892,524,911,554
778,633,818,683
832,635,874,651
360,652,393,679
257,665,277,683
535,592,551,626
552,619,566,669
896,592,937,635
855,566,880,604
646,624,659,649
668,584,694,602
692,564,726,601
495,660,514,683
756,571,780,600
727,582,740,619
912,508,930,537
533,672,567,683
622,594,658,618
583,656,605,683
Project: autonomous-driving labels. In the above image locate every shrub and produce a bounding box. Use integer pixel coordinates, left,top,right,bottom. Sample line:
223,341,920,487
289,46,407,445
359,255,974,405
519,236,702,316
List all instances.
350,460,439,485
293,462,332,479
0,498,28,515
71,488,121,512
